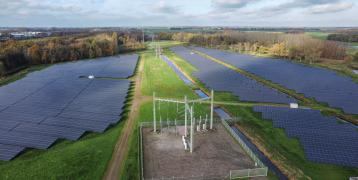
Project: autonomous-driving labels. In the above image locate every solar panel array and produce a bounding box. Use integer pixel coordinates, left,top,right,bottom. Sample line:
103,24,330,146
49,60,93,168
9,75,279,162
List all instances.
171,46,295,104
192,47,358,114
253,106,358,167
0,54,138,161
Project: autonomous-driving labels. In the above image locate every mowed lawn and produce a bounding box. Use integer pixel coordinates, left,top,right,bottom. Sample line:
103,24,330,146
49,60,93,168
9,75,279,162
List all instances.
165,46,358,179
0,64,134,179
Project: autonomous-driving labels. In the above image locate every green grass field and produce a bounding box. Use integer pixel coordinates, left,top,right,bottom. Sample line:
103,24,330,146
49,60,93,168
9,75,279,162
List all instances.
306,31,330,40
120,48,211,179
165,45,358,179
147,40,185,49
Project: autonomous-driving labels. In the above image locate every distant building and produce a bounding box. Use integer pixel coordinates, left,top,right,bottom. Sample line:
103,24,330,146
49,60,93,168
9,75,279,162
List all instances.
10,31,50,39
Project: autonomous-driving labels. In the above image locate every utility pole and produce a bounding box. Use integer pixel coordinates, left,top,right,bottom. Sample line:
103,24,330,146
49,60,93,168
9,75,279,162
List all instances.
210,89,214,130
142,28,145,43
153,92,156,133
190,106,194,153
184,96,187,137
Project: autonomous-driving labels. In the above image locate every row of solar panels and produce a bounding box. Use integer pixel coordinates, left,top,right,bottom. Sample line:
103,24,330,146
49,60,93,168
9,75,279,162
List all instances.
253,106,358,167
0,54,138,161
191,47,358,114
170,46,295,104
161,55,193,85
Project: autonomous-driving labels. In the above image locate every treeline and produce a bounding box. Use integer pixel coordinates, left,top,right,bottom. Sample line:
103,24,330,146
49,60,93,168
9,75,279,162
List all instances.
0,32,145,76
327,33,358,43
158,31,353,64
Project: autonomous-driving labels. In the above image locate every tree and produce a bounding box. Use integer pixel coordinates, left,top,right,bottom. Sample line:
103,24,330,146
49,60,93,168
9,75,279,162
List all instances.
111,32,118,55
354,51,358,63
27,44,42,64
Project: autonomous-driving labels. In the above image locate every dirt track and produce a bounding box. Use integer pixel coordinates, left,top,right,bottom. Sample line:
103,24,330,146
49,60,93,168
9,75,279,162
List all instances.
103,55,149,180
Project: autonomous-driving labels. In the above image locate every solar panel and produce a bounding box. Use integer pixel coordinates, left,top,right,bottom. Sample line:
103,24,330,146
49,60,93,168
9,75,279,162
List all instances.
0,120,20,131
0,54,136,161
0,144,25,161
192,47,358,114
0,111,47,123
253,106,358,167
13,123,86,141
170,46,295,104
96,55,139,78
58,110,121,124
0,130,58,149
42,117,110,133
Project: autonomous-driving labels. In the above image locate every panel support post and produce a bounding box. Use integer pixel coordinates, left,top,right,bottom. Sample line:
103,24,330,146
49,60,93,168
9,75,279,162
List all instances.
184,96,188,137
190,106,194,153
210,89,214,130
153,92,156,133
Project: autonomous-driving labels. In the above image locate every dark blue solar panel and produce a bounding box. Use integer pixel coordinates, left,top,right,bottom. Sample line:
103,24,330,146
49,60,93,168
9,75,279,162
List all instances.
0,111,47,123
58,110,120,124
253,106,358,167
193,47,358,114
0,130,57,150
96,54,139,78
42,117,110,133
0,120,20,131
0,144,25,161
0,55,135,161
13,123,86,141
170,46,295,104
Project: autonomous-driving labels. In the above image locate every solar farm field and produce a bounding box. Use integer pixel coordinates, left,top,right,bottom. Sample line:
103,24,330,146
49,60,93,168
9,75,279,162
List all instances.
253,106,358,167
165,45,358,179
0,54,138,178
171,46,295,104
191,47,358,115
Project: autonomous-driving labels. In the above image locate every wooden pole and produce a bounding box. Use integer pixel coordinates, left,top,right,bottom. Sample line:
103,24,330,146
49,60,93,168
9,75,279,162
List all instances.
153,92,156,133
190,106,194,153
184,96,188,137
210,90,214,129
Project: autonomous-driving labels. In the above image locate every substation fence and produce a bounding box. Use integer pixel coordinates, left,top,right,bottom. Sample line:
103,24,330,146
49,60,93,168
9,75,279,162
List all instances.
142,174,229,180
221,119,268,179
139,120,267,180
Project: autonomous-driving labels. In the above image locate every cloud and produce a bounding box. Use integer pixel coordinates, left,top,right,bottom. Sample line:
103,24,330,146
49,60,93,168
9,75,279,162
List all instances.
260,0,352,15
151,0,180,14
309,2,353,14
212,0,254,9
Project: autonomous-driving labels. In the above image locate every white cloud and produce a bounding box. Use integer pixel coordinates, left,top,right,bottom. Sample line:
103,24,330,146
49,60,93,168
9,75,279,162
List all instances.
0,0,356,27
151,0,180,14
212,0,254,9
309,2,353,14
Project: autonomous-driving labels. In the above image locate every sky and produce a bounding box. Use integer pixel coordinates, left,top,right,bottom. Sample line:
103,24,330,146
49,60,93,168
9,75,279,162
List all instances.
0,0,357,27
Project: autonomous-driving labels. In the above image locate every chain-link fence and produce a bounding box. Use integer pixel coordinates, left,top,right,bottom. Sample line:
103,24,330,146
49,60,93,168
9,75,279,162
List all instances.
221,119,268,179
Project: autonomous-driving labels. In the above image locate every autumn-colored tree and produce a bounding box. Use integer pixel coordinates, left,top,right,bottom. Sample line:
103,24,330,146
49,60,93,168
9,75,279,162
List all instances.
269,42,287,57
111,32,118,55
27,44,42,64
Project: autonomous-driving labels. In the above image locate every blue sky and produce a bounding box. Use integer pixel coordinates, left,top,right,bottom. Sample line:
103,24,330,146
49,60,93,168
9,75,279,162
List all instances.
0,0,357,27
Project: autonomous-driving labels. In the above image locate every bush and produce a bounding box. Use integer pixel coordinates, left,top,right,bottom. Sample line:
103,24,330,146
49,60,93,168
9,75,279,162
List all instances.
354,51,358,63
0,61,4,76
